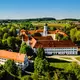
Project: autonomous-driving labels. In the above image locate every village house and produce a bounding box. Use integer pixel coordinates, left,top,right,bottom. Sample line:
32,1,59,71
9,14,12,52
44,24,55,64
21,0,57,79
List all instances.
0,50,29,70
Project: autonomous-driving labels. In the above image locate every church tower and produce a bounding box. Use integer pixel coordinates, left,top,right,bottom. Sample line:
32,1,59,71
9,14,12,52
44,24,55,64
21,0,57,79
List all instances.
43,23,48,36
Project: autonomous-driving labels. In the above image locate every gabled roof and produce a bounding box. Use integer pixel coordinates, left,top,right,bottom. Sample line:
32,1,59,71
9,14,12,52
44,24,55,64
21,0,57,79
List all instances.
33,40,77,48
0,50,25,62
33,36,53,40
20,29,68,36
48,30,68,36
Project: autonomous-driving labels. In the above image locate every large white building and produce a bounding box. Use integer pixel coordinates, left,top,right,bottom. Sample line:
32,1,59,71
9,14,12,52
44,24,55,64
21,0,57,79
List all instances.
20,24,78,55
0,50,29,70
33,40,78,55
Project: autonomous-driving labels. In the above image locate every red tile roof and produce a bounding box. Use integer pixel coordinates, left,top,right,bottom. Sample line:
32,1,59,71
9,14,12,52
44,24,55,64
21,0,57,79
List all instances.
20,29,68,36
33,36,53,40
33,40,77,48
48,30,68,36
0,50,25,62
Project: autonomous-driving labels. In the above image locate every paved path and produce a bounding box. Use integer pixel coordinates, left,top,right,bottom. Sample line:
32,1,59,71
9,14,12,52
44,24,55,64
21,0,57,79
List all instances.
46,55,80,65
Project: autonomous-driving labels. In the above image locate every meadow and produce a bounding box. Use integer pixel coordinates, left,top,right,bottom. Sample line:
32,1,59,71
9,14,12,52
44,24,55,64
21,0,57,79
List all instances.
32,21,70,28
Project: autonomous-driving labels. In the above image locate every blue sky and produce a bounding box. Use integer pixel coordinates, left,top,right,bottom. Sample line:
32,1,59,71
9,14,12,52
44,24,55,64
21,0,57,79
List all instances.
0,0,80,19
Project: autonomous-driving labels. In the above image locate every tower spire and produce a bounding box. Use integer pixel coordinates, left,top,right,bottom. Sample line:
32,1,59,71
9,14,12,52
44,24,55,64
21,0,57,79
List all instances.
43,23,48,36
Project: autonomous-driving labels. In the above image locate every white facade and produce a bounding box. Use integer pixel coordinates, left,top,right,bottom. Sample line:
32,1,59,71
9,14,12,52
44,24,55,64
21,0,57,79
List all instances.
33,47,78,55
0,56,29,70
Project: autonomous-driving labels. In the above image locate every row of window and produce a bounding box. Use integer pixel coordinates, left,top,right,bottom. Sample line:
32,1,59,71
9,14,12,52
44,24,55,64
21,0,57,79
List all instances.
45,50,77,52
46,52,77,54
45,48,77,51
0,58,23,68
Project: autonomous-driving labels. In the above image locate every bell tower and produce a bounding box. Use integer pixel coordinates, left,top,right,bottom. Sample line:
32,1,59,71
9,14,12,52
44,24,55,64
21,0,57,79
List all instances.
43,23,48,36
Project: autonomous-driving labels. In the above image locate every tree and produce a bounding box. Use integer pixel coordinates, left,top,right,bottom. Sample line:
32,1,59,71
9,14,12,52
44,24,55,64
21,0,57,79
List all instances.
2,27,8,33
21,75,32,80
7,37,15,49
0,29,3,39
4,60,21,76
15,37,22,51
56,33,63,40
2,39,8,48
0,65,6,80
32,72,40,80
70,28,77,42
53,70,65,80
50,27,56,31
67,74,73,80
19,42,32,54
75,31,80,41
62,36,69,40
0,39,2,48
71,62,80,80
34,57,49,74
9,27,17,37
37,48,45,59
3,33,9,39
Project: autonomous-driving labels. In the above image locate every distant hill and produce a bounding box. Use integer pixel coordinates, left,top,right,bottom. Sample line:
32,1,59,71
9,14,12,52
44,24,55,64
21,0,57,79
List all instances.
61,18,80,21
0,17,56,23
0,18,80,23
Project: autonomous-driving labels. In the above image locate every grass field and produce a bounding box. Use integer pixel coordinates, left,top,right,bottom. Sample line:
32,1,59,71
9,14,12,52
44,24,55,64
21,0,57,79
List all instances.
32,22,70,28
47,58,71,69
50,63,71,69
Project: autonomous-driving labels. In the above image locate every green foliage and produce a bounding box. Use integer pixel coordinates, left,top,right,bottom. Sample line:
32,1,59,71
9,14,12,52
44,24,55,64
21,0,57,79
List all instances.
7,36,15,49
20,44,27,54
56,33,63,40
0,65,6,80
32,72,40,80
49,27,56,31
19,42,32,54
70,28,77,42
4,60,21,76
15,37,22,49
21,75,32,80
53,70,65,80
65,62,80,80
9,27,17,37
34,57,49,74
37,48,45,59
0,29,3,39
2,27,8,33
2,39,8,48
0,39,2,48
75,31,80,41
3,33,9,39
62,36,69,40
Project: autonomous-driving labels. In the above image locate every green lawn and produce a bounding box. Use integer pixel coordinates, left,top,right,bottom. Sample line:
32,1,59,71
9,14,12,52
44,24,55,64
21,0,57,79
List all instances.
50,63,71,69
47,58,71,70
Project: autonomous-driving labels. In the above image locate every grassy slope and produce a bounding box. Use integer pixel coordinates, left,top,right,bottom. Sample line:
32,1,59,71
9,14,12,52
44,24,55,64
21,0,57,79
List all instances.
47,58,71,69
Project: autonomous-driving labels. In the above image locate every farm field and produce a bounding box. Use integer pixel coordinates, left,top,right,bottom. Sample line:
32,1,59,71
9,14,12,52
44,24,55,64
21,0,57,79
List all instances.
32,21,70,28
